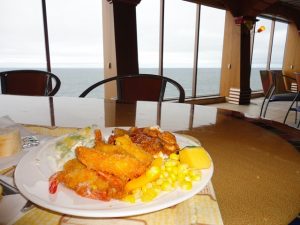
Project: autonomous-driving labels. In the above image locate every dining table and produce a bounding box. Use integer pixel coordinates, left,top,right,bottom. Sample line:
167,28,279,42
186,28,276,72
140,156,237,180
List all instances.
0,94,299,225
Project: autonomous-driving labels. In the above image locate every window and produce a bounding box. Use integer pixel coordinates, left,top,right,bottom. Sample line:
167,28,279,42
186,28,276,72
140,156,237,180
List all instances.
251,17,288,91
270,21,288,69
163,0,196,98
137,0,160,74
251,17,272,91
46,0,104,97
197,6,225,96
137,1,226,99
0,0,46,71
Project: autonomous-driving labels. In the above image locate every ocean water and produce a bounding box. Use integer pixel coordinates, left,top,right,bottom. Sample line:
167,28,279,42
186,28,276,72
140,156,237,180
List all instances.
1,67,263,98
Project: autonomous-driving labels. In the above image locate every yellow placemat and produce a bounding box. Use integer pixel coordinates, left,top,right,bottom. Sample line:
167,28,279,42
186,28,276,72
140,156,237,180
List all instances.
12,182,222,225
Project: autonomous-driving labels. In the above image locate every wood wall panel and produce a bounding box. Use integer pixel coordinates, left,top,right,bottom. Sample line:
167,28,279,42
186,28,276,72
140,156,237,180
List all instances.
103,0,118,99
283,23,300,77
220,11,241,96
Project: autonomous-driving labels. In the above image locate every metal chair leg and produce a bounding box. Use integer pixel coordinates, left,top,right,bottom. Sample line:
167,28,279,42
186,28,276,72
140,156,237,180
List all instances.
262,97,271,118
283,100,295,124
295,101,298,124
259,97,267,117
283,110,290,124
260,86,274,118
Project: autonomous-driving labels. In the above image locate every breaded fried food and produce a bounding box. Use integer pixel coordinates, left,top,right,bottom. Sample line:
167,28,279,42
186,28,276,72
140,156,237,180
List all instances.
49,129,155,201
114,134,153,163
76,135,153,181
49,159,126,201
109,127,180,155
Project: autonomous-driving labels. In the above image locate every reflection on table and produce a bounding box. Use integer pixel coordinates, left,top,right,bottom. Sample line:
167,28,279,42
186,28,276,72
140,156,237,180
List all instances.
0,95,219,129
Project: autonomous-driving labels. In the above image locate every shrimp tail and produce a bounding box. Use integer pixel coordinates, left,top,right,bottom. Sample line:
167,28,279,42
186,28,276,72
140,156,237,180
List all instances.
49,172,60,194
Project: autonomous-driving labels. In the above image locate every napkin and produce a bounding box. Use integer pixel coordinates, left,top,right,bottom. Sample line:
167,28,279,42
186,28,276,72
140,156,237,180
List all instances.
0,115,32,137
0,176,27,225
0,115,51,170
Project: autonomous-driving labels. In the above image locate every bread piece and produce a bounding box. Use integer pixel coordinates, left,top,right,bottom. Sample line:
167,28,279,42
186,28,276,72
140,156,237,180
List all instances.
0,184,3,199
0,127,21,157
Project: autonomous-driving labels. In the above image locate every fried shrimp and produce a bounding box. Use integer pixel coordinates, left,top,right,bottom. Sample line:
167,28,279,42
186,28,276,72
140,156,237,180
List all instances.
49,159,126,201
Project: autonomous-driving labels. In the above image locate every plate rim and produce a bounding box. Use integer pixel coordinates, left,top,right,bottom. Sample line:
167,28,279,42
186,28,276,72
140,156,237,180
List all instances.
15,127,214,217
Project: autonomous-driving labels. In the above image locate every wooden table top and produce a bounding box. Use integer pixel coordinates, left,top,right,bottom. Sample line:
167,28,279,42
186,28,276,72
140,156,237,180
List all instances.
0,94,299,225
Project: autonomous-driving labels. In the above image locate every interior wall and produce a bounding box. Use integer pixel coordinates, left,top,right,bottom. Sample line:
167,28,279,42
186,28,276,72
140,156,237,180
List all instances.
102,0,118,99
283,22,300,77
220,11,241,97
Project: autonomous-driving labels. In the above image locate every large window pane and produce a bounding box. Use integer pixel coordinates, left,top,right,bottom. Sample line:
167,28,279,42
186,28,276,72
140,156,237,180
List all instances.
163,0,196,98
0,0,46,71
137,0,160,74
270,21,288,69
251,17,272,91
47,0,103,97
197,6,225,96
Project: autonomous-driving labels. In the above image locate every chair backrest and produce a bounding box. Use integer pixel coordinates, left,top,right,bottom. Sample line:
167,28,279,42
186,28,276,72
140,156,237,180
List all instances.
0,70,61,96
260,70,272,95
269,70,287,94
79,74,185,103
260,70,288,96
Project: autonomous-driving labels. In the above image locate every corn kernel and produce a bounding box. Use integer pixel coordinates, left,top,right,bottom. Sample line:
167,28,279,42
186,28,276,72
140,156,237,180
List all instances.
166,166,174,172
170,153,179,160
132,188,141,198
190,170,202,181
180,181,192,190
161,181,172,191
156,178,163,185
178,165,189,175
132,188,141,195
146,183,153,189
169,173,177,182
141,189,157,202
185,176,192,182
141,185,149,193
152,185,161,194
123,195,136,203
162,171,169,178
165,159,178,167
146,166,160,178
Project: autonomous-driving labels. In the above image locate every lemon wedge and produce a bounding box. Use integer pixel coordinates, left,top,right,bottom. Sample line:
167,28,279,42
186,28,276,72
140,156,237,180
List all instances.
179,146,211,169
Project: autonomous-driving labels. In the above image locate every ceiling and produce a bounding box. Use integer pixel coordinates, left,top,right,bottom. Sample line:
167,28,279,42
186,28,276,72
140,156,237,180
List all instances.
280,0,300,11
183,0,300,29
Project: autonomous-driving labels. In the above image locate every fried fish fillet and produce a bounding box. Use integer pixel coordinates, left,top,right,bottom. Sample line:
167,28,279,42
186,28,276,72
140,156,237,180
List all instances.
76,135,153,181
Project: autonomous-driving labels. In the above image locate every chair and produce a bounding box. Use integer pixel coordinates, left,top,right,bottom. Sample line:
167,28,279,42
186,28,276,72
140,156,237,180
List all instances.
283,72,300,127
259,70,272,96
0,70,61,96
79,74,185,103
259,70,299,118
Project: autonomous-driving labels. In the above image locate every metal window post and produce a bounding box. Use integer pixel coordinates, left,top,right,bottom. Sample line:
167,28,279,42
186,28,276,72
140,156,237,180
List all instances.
192,4,201,98
41,0,51,72
266,19,275,70
159,0,165,76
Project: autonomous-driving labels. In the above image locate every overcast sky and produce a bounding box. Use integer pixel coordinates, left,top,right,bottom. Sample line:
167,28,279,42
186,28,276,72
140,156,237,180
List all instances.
0,0,288,68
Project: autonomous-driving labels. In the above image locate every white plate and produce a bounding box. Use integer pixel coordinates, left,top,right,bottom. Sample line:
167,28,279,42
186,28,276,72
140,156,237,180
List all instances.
15,127,213,217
